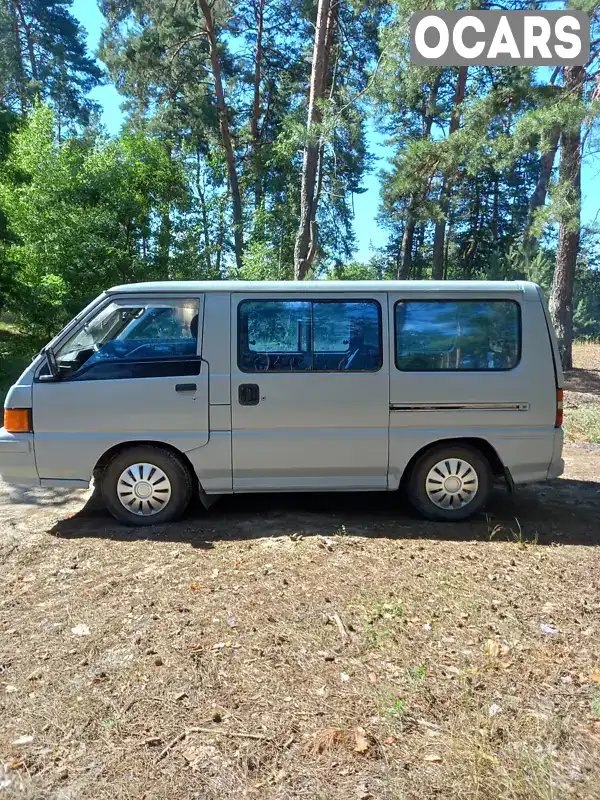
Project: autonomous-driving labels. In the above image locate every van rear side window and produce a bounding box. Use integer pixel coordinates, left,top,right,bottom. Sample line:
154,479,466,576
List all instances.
395,300,521,372
238,299,382,372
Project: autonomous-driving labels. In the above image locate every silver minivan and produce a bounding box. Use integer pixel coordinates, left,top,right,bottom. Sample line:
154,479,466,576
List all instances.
0,280,565,526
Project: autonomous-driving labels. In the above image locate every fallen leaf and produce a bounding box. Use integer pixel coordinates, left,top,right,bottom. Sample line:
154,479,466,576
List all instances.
189,584,202,592
71,624,90,637
423,753,442,763
540,624,559,635
592,668,600,683
353,727,370,753
383,736,396,745
12,735,34,746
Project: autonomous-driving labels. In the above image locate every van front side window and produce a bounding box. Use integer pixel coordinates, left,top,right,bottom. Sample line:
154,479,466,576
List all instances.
395,300,520,371
238,299,381,372
50,299,199,380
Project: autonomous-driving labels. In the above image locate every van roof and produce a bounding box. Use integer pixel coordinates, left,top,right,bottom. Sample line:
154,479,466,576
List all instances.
108,280,539,296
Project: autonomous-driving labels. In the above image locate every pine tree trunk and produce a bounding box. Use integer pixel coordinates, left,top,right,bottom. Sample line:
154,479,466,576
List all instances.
14,1,38,86
523,126,560,255
550,66,583,371
9,1,27,113
196,152,212,275
402,74,441,279
399,211,415,279
431,66,468,280
294,0,336,280
251,0,265,211
491,175,499,242
198,0,244,272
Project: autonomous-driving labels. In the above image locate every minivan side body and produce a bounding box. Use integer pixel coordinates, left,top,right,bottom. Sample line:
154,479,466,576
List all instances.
0,280,564,524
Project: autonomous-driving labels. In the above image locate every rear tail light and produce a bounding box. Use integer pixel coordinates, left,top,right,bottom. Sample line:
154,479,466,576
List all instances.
3,408,33,433
555,389,564,428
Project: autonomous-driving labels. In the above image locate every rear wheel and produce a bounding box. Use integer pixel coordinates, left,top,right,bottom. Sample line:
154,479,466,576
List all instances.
101,445,193,526
407,444,492,521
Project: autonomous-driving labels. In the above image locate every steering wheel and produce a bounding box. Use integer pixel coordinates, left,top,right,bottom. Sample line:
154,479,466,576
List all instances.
253,353,271,371
340,344,379,371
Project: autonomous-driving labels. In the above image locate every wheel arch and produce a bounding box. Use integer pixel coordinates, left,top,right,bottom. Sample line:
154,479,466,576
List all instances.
93,440,199,491
399,437,508,488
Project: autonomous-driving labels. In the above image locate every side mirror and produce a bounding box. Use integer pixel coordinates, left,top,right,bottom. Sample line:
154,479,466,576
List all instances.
43,347,60,381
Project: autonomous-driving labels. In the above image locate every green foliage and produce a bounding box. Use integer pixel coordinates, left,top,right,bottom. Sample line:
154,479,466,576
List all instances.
0,106,192,336
0,0,598,348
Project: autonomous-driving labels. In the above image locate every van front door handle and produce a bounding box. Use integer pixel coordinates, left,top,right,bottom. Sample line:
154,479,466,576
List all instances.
175,383,197,393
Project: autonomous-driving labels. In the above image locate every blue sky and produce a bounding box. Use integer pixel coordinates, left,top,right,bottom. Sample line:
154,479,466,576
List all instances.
72,0,598,262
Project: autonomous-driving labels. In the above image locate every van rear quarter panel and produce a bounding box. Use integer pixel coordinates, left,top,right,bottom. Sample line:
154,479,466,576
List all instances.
388,289,557,487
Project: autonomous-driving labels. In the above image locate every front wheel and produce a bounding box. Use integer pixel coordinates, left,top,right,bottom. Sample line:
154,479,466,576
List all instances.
407,444,492,522
101,445,193,526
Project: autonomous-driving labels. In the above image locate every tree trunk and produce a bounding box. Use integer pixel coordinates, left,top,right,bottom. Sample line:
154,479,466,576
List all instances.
216,196,226,276
550,66,583,371
401,73,441,279
198,0,244,272
294,0,337,280
431,66,468,280
491,174,499,242
9,1,27,113
464,180,480,279
13,1,38,86
399,211,415,279
523,126,560,255
251,0,265,211
196,152,212,275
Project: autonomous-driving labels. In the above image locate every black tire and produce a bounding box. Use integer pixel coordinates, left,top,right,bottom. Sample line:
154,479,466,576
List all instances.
101,445,193,527
407,444,492,522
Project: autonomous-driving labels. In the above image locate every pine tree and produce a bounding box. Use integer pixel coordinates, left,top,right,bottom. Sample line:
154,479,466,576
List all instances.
1,0,102,126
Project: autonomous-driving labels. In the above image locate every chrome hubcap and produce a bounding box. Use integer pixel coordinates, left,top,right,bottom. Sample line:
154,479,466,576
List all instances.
425,458,479,510
117,463,172,516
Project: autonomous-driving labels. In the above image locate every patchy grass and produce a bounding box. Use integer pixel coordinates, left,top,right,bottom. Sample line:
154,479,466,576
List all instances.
564,403,600,444
0,343,599,798
1,453,600,800
564,342,600,444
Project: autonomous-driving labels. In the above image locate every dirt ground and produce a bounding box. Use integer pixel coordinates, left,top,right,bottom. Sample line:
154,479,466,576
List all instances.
1,346,599,800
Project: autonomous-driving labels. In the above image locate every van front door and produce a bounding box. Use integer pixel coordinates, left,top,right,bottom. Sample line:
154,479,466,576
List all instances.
230,293,389,491
32,295,209,483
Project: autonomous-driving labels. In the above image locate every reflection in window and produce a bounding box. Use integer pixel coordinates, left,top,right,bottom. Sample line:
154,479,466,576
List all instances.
395,301,520,371
54,299,199,380
238,300,381,372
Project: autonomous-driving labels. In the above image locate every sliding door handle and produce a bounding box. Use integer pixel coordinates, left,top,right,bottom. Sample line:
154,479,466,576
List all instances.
175,383,197,393
239,384,260,406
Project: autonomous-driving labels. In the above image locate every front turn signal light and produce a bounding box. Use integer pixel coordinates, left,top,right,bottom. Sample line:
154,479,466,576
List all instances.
4,408,33,433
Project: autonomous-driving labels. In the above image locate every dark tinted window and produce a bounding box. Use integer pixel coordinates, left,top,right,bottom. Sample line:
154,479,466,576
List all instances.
238,299,382,372
395,300,520,371
71,358,201,382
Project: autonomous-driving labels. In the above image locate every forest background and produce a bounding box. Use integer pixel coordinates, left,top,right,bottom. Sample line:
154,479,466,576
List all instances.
1,0,599,391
